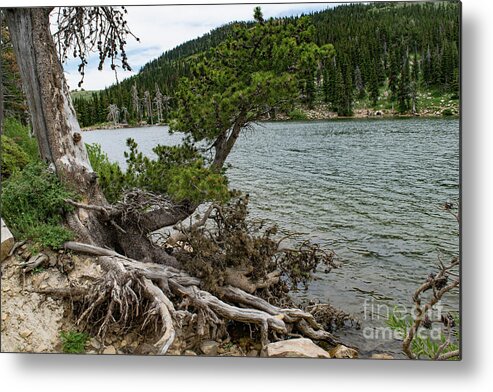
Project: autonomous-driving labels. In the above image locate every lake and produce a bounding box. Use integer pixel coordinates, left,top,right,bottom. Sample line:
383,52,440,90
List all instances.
84,118,460,355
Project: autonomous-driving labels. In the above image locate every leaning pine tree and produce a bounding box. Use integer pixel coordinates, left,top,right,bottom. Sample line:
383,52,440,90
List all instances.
5,6,350,354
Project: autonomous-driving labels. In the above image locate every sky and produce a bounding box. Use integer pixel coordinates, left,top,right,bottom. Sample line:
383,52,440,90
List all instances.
58,2,338,91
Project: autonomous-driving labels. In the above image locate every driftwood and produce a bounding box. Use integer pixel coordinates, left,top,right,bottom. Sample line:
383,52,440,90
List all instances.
402,256,460,359
63,241,342,354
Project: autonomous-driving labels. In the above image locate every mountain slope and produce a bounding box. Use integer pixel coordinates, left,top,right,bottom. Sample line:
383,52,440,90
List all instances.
72,1,460,126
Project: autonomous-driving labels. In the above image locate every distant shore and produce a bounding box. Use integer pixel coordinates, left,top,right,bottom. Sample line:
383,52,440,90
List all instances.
81,122,163,132
82,105,459,131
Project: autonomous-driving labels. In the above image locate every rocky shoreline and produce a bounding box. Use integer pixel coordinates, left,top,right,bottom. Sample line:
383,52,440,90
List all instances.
1,226,393,359
0,245,358,357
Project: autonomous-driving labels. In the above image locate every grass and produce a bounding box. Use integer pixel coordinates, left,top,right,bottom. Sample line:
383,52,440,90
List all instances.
60,331,89,353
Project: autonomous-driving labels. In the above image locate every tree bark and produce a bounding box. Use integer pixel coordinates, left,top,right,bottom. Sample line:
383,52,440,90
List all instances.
212,118,244,171
5,8,104,204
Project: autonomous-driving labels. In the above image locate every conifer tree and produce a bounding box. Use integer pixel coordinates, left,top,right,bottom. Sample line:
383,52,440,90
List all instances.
397,55,411,113
354,65,365,99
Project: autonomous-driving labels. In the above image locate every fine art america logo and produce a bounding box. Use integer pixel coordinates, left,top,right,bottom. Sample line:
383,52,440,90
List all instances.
362,298,451,341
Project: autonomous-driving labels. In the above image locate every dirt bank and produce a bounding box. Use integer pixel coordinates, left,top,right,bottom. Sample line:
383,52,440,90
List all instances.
0,244,262,356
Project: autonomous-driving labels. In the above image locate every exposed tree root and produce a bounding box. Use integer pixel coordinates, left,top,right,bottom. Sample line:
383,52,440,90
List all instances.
20,253,49,273
62,241,346,354
141,277,176,354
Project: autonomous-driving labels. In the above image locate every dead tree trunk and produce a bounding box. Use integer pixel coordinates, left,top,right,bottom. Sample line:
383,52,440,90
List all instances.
4,8,122,249
5,8,105,205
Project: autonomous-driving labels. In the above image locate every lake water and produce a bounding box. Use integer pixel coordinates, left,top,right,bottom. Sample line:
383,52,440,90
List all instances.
84,118,460,356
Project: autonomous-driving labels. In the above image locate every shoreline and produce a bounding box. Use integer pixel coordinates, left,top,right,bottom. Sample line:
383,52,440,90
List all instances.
82,106,459,132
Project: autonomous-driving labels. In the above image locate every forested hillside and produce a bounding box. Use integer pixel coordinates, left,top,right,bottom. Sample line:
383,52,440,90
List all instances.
6,2,460,128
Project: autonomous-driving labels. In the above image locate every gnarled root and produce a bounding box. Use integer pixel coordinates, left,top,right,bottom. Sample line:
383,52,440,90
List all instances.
63,241,346,355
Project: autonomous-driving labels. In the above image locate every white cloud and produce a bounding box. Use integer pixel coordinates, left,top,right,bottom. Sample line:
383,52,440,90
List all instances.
62,2,336,90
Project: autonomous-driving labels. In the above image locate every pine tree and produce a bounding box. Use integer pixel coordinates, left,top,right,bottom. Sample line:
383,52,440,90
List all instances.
368,63,379,107
422,46,432,87
354,65,365,99
397,55,411,113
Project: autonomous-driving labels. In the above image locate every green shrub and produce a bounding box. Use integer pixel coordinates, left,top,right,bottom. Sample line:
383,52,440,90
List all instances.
167,162,230,204
124,138,230,204
1,117,40,180
3,117,39,159
25,224,74,250
442,108,454,116
86,143,125,203
1,162,76,249
87,139,231,205
60,331,89,353
288,108,308,120
1,135,31,178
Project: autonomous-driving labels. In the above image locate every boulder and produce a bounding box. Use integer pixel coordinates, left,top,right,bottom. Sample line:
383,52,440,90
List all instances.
102,345,117,355
262,338,330,359
329,344,358,359
200,340,219,356
1,219,14,261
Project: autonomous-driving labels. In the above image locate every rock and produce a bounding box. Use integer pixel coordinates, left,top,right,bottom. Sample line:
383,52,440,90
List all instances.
329,344,358,359
165,348,181,356
184,350,197,356
134,343,156,355
371,353,394,360
225,346,244,357
102,346,117,355
262,338,330,359
1,219,14,262
19,329,33,339
200,340,219,356
89,338,101,350
247,349,259,357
